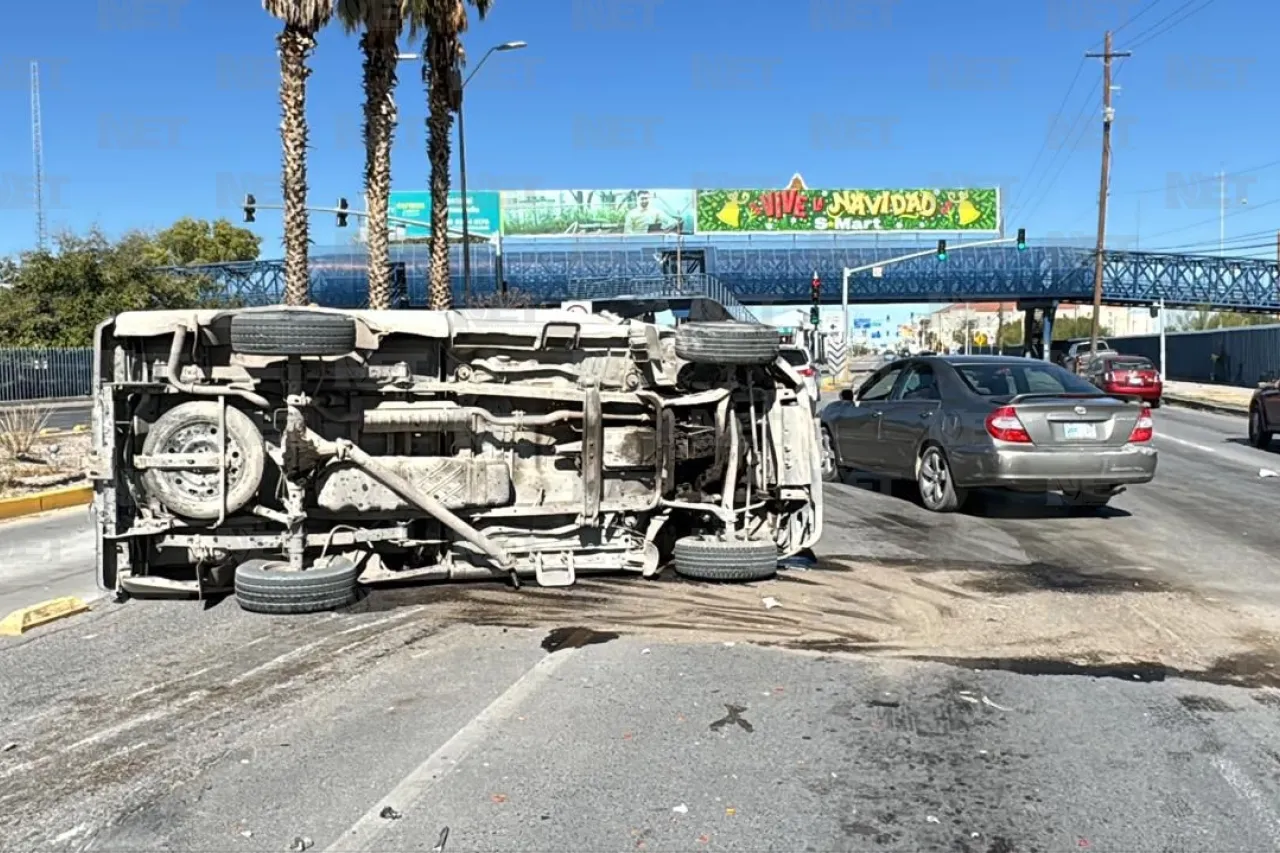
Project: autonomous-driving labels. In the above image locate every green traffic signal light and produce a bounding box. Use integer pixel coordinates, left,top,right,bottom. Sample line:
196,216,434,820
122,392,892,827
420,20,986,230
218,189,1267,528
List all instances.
1016,228,1027,251
809,306,821,325
936,239,947,261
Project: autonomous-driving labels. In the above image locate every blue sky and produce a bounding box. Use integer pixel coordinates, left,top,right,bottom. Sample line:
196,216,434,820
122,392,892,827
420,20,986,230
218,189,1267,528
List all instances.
0,0,1274,333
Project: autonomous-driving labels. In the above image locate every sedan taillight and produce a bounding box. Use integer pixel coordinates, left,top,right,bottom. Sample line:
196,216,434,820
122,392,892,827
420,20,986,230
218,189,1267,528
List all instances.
985,406,1032,443
1129,406,1154,442
797,367,815,377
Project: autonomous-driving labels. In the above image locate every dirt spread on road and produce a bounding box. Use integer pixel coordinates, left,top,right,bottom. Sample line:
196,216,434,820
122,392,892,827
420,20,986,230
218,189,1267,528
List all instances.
359,555,1280,688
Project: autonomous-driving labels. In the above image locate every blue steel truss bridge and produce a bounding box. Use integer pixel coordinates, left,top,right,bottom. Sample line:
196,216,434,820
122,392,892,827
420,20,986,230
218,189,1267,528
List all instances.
168,234,1280,313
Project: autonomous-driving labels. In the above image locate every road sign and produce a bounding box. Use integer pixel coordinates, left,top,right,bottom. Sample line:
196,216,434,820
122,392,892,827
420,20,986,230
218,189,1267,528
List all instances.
974,331,988,346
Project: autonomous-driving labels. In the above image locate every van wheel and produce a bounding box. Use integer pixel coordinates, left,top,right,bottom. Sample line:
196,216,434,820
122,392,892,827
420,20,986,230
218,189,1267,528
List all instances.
234,558,360,614
672,536,778,582
674,322,780,366
229,309,357,357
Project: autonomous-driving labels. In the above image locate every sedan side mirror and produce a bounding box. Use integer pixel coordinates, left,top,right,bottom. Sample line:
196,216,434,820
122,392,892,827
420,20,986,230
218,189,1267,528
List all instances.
839,389,855,402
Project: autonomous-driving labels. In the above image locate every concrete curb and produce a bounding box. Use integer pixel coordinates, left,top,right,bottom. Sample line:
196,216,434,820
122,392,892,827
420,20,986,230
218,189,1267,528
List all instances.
0,484,92,521
1163,395,1249,418
0,596,91,636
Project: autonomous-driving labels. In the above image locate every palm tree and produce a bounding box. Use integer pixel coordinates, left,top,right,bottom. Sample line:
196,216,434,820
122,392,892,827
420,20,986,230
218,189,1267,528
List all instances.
336,0,403,310
263,0,333,306
408,0,492,310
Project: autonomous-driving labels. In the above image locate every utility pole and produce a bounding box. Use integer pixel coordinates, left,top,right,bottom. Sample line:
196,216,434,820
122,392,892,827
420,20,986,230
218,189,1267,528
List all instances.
1085,32,1131,355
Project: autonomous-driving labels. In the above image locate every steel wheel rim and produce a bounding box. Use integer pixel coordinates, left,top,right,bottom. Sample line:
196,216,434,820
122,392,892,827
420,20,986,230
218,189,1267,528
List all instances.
920,450,946,506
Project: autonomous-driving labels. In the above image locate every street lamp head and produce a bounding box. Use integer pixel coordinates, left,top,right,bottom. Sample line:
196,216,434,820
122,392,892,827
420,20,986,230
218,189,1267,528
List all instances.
395,52,420,61
497,41,527,51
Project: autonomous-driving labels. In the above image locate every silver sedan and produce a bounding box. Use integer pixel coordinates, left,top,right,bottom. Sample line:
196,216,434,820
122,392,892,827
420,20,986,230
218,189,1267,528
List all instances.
818,355,1158,512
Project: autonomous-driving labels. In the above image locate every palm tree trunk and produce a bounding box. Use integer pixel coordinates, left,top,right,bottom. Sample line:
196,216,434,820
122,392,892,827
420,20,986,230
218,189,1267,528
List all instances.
425,28,457,310
362,30,397,310
277,26,314,307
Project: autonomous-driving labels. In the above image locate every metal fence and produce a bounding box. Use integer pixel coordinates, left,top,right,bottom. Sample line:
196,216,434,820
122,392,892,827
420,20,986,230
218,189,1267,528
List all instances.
0,348,93,403
1109,323,1280,387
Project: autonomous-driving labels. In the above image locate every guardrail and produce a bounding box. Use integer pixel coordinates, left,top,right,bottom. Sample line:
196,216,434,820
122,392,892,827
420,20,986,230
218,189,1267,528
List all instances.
0,348,93,403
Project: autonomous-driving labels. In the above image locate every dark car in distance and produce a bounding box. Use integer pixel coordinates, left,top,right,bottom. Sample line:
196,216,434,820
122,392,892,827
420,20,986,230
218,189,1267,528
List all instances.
819,355,1158,512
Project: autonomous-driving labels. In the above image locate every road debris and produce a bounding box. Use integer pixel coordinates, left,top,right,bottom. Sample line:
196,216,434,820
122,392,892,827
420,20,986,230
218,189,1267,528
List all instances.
289,836,313,852
1,742,16,752
982,696,1012,711
673,804,689,814
761,597,781,610
709,703,754,733
1261,469,1279,479
432,827,450,852
491,794,508,804
239,830,253,839
379,806,402,820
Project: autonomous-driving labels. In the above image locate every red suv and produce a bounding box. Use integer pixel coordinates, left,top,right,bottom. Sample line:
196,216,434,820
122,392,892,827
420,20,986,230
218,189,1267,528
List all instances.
1083,352,1163,407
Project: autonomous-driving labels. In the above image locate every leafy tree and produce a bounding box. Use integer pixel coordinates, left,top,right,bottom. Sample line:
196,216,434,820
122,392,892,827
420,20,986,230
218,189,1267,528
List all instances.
1173,306,1279,331
0,228,229,348
142,217,261,266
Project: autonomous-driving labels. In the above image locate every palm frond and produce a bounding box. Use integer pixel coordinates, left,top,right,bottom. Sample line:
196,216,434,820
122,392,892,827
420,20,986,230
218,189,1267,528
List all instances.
262,0,334,31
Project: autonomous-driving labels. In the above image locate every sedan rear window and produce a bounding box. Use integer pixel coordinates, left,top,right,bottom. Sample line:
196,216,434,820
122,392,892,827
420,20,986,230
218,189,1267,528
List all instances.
955,362,1102,398
1110,357,1154,370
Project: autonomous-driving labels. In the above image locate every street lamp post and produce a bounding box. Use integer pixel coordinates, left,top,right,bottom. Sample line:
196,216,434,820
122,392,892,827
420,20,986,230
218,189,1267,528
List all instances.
398,40,526,304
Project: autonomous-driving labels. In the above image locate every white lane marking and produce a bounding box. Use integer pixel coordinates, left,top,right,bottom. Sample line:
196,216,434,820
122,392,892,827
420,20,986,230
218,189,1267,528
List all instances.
1154,433,1221,455
1212,755,1280,849
323,651,575,853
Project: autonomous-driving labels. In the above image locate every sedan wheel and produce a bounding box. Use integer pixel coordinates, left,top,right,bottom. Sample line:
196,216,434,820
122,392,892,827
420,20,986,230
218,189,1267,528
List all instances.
917,447,967,513
1249,406,1273,449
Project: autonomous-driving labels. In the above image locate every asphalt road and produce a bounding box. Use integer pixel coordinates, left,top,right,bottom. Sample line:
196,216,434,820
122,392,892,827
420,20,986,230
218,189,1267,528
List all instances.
6,405,1280,851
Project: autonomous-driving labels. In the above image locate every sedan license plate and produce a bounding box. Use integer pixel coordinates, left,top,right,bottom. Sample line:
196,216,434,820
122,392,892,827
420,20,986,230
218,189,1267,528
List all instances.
1062,422,1097,440
1127,374,1142,385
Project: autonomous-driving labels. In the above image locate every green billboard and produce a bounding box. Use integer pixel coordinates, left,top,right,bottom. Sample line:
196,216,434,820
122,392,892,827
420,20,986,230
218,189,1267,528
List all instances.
388,190,501,239
694,188,1000,234
500,189,695,237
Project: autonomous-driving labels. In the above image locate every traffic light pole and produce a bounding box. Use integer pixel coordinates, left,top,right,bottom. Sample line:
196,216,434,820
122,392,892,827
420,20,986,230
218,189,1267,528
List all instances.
243,199,485,244
839,236,1019,347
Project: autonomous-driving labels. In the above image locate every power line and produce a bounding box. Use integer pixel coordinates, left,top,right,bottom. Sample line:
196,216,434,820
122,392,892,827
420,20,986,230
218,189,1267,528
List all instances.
1009,76,1101,224
1017,78,1102,226
1138,196,1280,243
1090,0,1168,46
1004,58,1085,215
1111,156,1280,196
1124,0,1219,49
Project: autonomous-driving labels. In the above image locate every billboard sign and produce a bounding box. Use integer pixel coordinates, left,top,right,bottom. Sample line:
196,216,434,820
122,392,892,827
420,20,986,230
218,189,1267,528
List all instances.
694,187,1000,234
499,189,695,237
388,190,501,239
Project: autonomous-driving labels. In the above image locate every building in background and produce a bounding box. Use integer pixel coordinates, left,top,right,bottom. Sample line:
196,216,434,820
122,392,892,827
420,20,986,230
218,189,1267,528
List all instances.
924,302,1157,349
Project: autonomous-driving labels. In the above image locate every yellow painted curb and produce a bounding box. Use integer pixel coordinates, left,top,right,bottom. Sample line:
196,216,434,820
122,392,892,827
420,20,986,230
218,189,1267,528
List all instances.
0,596,90,636
0,484,92,521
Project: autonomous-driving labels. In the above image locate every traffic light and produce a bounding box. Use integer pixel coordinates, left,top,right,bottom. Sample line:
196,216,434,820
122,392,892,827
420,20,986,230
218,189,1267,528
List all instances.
1016,228,1027,251
810,273,822,304
243,194,256,223
810,306,821,325
337,197,349,228
936,239,947,261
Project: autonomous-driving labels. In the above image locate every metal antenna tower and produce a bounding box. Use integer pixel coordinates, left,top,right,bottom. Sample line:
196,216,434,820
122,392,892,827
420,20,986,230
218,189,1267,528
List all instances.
30,61,47,251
